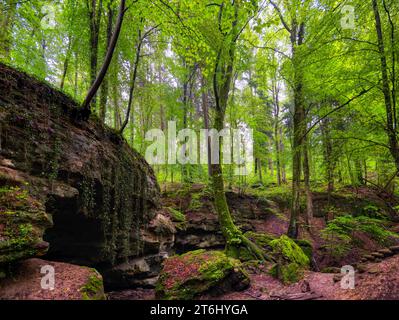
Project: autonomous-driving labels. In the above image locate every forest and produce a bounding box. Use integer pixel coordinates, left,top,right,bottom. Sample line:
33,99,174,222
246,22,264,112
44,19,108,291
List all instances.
0,0,399,302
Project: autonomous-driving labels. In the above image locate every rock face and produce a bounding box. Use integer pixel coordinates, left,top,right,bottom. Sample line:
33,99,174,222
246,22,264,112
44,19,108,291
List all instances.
0,63,174,289
0,176,52,264
0,258,105,300
156,250,250,300
162,185,279,253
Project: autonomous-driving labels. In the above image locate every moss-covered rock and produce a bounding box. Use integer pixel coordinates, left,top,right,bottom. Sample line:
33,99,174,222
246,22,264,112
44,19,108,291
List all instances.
167,207,186,231
0,185,52,265
79,269,106,300
156,250,250,300
294,239,313,261
269,235,310,284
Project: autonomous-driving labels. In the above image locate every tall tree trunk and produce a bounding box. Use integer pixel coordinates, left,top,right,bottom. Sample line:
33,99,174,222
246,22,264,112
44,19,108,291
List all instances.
210,3,271,261
280,127,287,183
321,117,334,204
273,82,282,185
74,51,79,99
372,0,399,170
82,0,126,114
120,27,143,134
288,22,306,239
99,2,115,123
201,74,212,177
87,0,103,111
0,0,17,60
60,37,72,90
303,132,313,224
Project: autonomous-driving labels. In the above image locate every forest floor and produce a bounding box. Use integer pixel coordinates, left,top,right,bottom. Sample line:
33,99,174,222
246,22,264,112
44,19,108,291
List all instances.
108,183,399,300
108,254,399,300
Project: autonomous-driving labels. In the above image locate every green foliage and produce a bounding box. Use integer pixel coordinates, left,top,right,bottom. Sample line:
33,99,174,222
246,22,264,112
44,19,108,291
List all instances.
79,272,106,300
321,215,398,257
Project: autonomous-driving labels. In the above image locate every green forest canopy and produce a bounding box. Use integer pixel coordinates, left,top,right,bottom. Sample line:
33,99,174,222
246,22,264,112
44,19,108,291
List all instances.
1,0,398,244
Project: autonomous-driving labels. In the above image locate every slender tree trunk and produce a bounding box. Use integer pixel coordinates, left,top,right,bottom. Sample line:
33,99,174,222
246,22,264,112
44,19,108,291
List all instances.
288,22,306,239
120,26,142,134
201,75,212,177
372,0,399,170
280,127,287,183
210,3,272,262
82,0,126,113
99,2,115,123
258,159,263,183
74,51,79,99
60,37,72,90
303,132,313,224
0,0,17,60
87,0,103,111
321,117,334,204
272,82,282,185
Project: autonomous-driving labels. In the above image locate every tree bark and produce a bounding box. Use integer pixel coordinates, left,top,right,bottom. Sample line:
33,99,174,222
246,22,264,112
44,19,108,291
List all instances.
99,2,115,123
120,27,143,134
210,2,272,261
86,0,103,110
372,0,399,170
288,22,306,239
82,0,126,113
60,37,72,90
303,131,313,224
0,0,17,60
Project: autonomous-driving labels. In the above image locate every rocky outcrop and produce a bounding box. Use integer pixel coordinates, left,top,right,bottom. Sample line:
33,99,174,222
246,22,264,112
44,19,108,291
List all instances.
0,258,105,300
0,169,52,264
0,63,174,290
162,185,281,253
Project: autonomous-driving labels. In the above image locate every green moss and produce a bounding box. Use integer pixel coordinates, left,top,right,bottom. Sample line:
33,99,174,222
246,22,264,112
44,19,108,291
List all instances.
321,215,398,258
168,207,185,222
0,185,52,265
244,231,275,248
167,207,186,231
156,250,249,300
269,235,310,284
294,239,313,261
188,192,202,211
79,271,106,300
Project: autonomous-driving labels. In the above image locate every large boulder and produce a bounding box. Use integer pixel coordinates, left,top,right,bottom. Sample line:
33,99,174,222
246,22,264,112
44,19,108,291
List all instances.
0,63,174,288
156,250,250,300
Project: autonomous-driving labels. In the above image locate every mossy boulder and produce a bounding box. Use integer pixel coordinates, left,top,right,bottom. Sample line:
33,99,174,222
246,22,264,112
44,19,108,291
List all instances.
294,239,313,261
156,250,250,300
79,269,107,300
269,235,310,284
0,184,52,265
